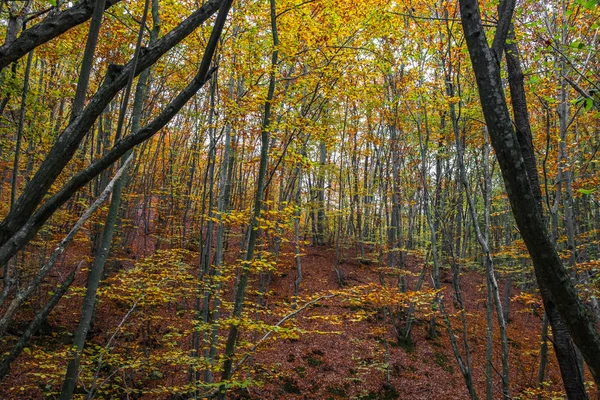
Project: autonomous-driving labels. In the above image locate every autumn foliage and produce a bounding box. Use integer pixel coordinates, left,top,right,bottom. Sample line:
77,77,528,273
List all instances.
0,0,598,399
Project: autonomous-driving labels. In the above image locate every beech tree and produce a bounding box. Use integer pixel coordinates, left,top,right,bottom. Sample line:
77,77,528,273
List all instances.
459,0,600,388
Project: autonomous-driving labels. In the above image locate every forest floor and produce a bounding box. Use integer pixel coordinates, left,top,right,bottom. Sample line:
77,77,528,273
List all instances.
0,234,585,399
240,244,567,400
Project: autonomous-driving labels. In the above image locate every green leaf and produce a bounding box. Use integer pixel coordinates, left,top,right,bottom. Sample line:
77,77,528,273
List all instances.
584,97,594,111
576,0,597,8
577,188,596,195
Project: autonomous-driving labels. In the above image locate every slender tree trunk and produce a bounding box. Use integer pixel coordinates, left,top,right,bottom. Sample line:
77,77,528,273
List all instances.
70,0,107,122
192,73,217,389
485,284,493,400
293,150,305,300
0,47,34,308
10,49,33,210
537,313,550,399
218,0,274,395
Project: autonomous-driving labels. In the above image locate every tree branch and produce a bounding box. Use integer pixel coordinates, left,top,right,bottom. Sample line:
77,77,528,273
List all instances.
0,0,122,71
491,0,516,60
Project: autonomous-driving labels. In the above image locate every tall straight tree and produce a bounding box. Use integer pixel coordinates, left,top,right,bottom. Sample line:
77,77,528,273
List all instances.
219,0,279,395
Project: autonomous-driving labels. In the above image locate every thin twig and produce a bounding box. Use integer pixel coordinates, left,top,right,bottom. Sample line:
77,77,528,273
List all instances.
233,293,336,373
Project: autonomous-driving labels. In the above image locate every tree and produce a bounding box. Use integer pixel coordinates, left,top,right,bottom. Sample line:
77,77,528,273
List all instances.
0,0,122,71
459,0,600,387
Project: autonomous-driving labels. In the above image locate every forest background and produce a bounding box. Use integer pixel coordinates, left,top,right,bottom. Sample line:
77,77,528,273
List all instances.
0,0,598,398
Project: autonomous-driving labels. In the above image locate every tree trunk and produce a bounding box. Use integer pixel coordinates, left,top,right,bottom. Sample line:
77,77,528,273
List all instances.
218,0,273,395
505,27,589,399
459,0,600,387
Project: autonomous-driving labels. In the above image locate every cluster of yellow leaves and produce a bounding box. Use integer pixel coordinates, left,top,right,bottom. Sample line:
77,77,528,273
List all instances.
325,283,442,321
99,249,196,306
512,292,543,312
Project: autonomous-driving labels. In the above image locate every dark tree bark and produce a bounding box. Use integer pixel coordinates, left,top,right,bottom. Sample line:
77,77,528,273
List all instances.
505,31,588,400
0,0,122,71
459,0,600,387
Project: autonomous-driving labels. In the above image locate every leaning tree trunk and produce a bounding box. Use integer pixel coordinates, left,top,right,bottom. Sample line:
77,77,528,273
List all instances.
504,25,588,399
459,0,600,388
